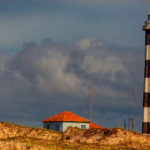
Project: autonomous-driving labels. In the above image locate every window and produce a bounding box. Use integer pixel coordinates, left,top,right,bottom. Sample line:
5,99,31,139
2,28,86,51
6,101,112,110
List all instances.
81,125,86,129
47,124,49,129
56,125,60,131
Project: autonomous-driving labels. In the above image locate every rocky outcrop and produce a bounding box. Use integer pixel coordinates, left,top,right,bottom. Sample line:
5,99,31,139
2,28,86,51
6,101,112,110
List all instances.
62,127,150,149
61,127,114,143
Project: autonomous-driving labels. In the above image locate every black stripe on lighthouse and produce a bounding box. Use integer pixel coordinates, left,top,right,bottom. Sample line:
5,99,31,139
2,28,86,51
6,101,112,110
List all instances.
145,60,150,77
143,93,150,107
142,122,150,134
146,30,150,45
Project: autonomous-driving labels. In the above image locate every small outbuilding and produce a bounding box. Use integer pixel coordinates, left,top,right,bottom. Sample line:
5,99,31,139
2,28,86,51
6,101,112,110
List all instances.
42,111,103,132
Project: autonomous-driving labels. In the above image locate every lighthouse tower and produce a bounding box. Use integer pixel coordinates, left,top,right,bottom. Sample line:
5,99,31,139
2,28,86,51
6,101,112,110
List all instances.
143,13,150,134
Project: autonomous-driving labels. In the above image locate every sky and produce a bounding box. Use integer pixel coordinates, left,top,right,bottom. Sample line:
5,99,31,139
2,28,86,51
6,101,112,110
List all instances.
0,0,150,132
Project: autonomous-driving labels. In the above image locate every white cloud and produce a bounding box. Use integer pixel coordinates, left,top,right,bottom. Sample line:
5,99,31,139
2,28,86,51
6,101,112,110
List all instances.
76,37,104,50
82,54,126,80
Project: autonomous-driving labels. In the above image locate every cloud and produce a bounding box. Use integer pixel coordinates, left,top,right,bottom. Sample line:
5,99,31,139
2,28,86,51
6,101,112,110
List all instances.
76,37,104,50
0,38,144,130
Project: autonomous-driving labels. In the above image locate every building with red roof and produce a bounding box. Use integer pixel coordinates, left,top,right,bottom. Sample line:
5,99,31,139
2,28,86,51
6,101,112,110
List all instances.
42,111,103,132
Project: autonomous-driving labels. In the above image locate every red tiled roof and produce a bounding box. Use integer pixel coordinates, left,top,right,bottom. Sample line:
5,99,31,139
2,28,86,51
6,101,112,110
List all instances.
90,122,103,129
42,111,90,122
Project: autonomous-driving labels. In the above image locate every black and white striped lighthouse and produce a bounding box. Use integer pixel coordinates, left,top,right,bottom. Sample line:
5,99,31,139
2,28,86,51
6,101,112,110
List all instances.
142,12,150,134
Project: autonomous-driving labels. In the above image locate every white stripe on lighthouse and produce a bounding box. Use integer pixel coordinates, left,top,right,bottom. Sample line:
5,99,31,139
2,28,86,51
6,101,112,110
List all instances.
146,45,150,60
143,107,150,122
144,78,150,92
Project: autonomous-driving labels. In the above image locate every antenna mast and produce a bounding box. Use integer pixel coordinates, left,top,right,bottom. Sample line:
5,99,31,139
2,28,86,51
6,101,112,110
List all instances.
132,89,135,131
132,89,135,118
89,82,93,122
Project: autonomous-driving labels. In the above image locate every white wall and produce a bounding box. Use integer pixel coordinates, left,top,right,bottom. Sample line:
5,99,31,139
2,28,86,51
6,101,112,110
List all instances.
62,122,89,132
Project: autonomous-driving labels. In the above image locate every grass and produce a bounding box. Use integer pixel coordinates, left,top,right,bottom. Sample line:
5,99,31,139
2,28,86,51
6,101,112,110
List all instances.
0,137,138,150
0,138,147,150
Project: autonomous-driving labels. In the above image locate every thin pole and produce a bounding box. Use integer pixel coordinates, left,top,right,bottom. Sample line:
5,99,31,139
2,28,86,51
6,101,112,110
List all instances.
89,82,93,122
122,120,124,129
128,118,130,130
131,118,134,131
124,119,126,129
132,89,135,131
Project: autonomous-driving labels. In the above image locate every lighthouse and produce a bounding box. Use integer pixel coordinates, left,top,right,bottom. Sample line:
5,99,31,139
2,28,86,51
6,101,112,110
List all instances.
142,13,150,134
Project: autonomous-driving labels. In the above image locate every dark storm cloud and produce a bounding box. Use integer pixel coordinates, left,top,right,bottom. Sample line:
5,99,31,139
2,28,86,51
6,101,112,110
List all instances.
0,38,144,130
